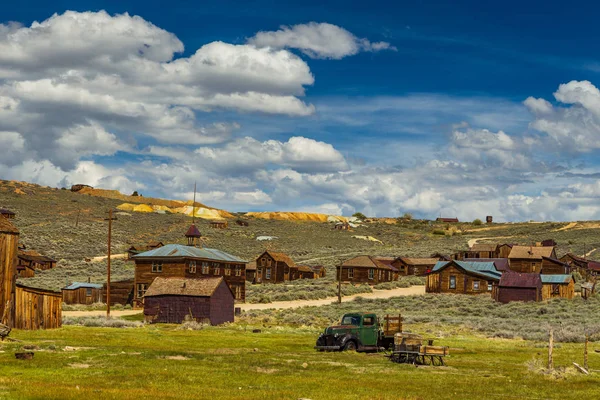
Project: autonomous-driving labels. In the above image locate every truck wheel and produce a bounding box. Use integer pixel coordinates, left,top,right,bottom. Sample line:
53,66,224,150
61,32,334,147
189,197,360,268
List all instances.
343,341,357,351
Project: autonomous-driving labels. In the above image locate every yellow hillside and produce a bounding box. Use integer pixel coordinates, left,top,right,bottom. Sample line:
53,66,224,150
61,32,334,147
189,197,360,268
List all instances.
246,211,347,222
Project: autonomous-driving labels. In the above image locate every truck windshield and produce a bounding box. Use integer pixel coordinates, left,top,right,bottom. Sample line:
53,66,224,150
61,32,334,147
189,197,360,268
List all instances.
341,315,360,326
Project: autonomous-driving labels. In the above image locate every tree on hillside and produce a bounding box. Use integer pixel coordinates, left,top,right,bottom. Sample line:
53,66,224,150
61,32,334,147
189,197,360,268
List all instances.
472,218,483,225
132,191,139,196
352,212,367,220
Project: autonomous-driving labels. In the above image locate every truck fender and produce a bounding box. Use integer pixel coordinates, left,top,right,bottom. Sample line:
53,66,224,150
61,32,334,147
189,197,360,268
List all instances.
340,334,359,348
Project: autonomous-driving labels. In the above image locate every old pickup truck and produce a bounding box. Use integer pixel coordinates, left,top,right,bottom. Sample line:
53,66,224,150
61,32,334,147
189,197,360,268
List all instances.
314,313,402,352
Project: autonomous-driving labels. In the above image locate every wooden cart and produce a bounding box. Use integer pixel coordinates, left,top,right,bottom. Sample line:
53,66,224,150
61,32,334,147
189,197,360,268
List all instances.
388,332,449,366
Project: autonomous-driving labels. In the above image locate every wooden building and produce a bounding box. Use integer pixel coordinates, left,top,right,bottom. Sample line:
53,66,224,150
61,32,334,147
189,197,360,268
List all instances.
0,208,15,219
494,271,542,303
581,282,596,300
436,217,459,223
13,284,62,329
209,220,228,229
426,261,501,295
0,217,19,327
540,275,575,300
17,250,56,271
486,216,493,224
127,241,164,259
497,244,514,259
254,251,298,284
245,261,257,283
336,256,395,285
393,257,439,276
541,239,557,247
540,257,571,274
143,277,234,325
466,244,498,259
133,243,247,305
463,258,510,272
62,282,103,305
185,224,202,247
311,265,326,278
102,279,135,306
15,264,35,278
298,265,317,279
508,246,557,273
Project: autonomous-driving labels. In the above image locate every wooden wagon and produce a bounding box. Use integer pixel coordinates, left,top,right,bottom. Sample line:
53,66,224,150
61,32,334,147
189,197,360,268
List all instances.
388,332,449,366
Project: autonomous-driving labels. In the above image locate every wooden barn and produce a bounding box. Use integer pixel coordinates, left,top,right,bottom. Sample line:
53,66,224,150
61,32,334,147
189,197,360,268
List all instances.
0,208,15,219
13,284,62,329
508,246,557,273
540,275,575,300
133,243,247,305
209,220,228,229
143,277,234,325
494,271,542,303
426,261,501,295
466,244,499,259
102,279,135,306
62,282,103,305
393,257,439,276
336,256,395,285
254,251,297,284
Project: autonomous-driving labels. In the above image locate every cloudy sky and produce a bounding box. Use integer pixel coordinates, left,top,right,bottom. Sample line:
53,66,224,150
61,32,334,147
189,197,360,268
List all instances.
2,1,600,221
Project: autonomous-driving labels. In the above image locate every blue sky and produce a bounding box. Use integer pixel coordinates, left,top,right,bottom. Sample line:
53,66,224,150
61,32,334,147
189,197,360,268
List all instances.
2,1,600,221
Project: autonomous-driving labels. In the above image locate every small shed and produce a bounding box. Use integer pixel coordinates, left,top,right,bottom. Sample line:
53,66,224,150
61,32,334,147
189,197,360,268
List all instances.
13,284,62,329
62,282,103,305
209,220,228,229
436,217,459,223
297,265,317,279
16,264,35,278
0,208,15,219
235,219,249,227
143,277,234,325
246,261,257,283
495,271,542,303
581,282,596,300
311,265,326,278
540,274,575,300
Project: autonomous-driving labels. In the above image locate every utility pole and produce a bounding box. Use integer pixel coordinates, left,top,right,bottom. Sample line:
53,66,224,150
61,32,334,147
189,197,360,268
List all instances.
338,264,342,304
104,209,117,318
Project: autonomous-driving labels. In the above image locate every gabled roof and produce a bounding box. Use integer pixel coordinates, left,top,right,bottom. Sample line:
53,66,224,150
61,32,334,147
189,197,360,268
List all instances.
542,257,570,267
260,251,295,267
144,277,228,297
185,224,202,238
397,257,439,266
297,265,314,272
0,217,18,234
134,244,247,263
588,261,600,272
341,255,393,270
374,257,398,272
464,258,510,272
498,271,542,288
18,250,56,263
431,260,501,280
469,243,498,252
508,246,555,259
540,274,573,284
63,282,103,290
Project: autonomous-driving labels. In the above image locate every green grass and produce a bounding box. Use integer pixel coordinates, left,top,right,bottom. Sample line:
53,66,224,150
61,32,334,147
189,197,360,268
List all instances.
1,323,600,399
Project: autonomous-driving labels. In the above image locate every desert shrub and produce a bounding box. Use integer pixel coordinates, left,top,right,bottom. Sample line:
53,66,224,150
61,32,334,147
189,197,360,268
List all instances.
63,316,143,328
472,219,483,226
432,229,445,235
176,321,208,331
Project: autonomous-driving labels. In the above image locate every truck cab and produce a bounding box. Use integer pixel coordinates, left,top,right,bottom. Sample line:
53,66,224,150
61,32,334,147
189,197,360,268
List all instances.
315,312,395,352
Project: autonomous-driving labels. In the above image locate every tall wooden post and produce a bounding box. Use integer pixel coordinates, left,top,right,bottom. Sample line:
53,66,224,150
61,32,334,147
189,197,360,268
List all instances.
338,265,342,304
548,328,554,370
584,334,589,370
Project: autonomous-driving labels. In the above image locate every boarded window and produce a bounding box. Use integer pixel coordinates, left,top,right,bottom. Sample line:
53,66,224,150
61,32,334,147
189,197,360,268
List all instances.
449,275,456,289
368,269,374,280
473,281,480,291
265,267,271,279
189,261,197,273
152,262,162,273
136,283,148,298
214,265,220,275
552,284,560,295
235,266,241,276
86,288,92,296
348,268,354,278
235,285,242,299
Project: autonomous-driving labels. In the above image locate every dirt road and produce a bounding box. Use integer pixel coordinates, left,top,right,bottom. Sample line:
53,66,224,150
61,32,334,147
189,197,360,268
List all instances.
63,286,426,317
467,236,512,248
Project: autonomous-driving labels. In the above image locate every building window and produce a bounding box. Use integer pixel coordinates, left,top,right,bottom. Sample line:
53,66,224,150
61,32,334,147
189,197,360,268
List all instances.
235,265,241,276
225,267,231,276
86,288,92,296
487,282,493,291
202,262,210,274
235,285,242,300
552,284,560,295
368,269,374,280
265,267,271,279
473,281,480,291
348,268,354,278
261,257,266,266
152,262,162,273
136,283,148,298
449,275,456,289
189,261,197,273
214,265,220,275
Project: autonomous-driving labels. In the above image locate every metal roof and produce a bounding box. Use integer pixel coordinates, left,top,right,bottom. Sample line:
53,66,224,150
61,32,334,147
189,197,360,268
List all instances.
133,243,247,263
63,282,103,290
144,277,226,297
432,261,501,280
540,274,573,284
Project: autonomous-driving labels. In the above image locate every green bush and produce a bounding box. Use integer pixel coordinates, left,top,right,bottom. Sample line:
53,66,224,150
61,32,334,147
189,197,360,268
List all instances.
432,229,445,235
473,219,483,225
352,212,367,220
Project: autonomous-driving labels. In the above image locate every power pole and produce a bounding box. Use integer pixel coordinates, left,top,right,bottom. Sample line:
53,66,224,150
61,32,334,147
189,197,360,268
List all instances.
338,264,342,304
104,209,117,318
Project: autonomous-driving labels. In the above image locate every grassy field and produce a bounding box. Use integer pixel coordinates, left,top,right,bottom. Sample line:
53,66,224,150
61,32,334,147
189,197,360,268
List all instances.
1,321,600,400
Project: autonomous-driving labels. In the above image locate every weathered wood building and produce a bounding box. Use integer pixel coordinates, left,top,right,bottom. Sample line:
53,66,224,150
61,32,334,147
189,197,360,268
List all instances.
254,251,308,283
17,250,56,271
540,274,575,300
62,282,103,305
0,217,19,326
133,242,247,305
426,261,501,295
508,246,557,273
127,241,164,260
0,208,15,219
297,265,318,279
466,244,499,259
15,263,35,278
102,279,135,306
312,265,326,278
336,256,395,285
494,271,542,303
436,217,459,223
393,257,439,276
245,261,257,283
143,277,234,325
497,244,514,259
540,257,571,274
209,220,228,229
235,219,249,227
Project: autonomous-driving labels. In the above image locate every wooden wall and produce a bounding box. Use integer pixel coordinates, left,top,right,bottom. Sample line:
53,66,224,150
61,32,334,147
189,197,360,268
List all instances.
13,285,62,329
509,259,542,273
62,287,102,305
540,260,570,274
496,287,540,303
102,279,134,306
425,265,495,295
0,231,18,326
541,281,574,300
336,266,392,285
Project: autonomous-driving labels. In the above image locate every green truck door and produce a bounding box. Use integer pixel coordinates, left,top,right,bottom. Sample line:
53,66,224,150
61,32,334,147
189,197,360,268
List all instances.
360,315,378,346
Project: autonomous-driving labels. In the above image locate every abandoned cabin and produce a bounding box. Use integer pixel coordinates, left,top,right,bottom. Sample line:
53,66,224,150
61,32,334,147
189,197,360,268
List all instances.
393,257,439,276
497,244,514,258
581,282,597,299
17,249,56,271
540,257,571,274
132,236,247,305
253,250,309,283
337,255,395,285
245,261,257,283
209,220,228,229
311,265,326,278
436,217,459,223
102,279,135,306
0,217,61,329
62,282,103,305
466,244,499,259
540,274,575,300
0,208,15,219
425,260,501,295
507,245,557,273
297,265,318,279
235,219,249,227
127,241,164,259
494,271,542,303
143,277,234,325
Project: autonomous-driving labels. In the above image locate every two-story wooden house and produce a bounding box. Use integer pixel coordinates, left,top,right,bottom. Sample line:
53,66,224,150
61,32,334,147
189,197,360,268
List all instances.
508,246,557,273
336,256,395,285
254,251,297,283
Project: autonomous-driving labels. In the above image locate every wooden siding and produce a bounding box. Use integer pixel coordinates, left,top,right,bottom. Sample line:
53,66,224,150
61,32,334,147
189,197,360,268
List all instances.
335,266,393,285
13,285,62,329
496,287,540,303
0,231,18,327
541,280,574,300
134,259,245,305
497,245,512,259
62,287,102,305
102,279,135,306
509,259,542,273
144,280,234,325
425,265,495,295
16,266,35,278
540,259,570,275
